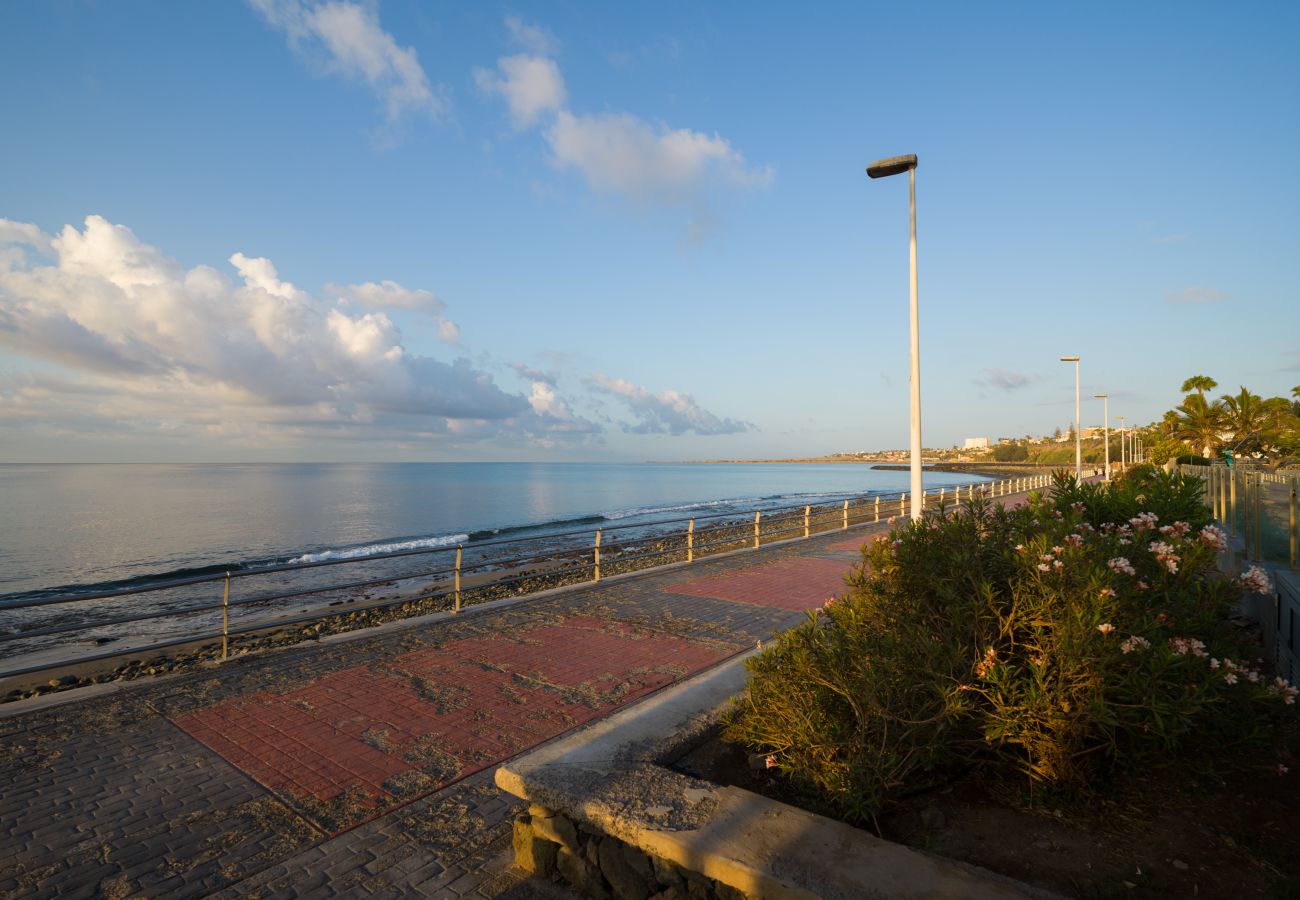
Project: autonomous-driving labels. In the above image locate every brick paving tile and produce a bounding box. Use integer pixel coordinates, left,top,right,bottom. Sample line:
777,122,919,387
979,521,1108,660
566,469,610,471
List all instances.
171,613,740,834
663,555,854,610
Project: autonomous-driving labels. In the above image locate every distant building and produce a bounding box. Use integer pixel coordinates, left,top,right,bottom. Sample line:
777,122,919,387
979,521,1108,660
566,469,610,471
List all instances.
1083,426,1107,439
997,437,1014,445
963,437,991,450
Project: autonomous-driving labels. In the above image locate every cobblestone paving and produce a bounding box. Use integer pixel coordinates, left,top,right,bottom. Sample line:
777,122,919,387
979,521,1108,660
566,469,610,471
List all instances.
2,508,1007,898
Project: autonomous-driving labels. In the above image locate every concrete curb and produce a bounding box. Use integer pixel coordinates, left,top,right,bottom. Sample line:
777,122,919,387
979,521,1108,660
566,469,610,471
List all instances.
496,653,1061,900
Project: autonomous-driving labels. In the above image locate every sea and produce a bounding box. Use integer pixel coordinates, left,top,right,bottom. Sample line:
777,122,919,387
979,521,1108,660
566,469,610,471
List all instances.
0,462,990,673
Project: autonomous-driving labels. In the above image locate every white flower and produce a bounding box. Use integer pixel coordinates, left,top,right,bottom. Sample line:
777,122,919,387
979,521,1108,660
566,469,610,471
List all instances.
1097,623,1115,635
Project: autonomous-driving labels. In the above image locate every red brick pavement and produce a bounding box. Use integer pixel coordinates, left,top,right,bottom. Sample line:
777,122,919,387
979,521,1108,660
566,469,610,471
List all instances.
664,556,852,610
172,614,736,831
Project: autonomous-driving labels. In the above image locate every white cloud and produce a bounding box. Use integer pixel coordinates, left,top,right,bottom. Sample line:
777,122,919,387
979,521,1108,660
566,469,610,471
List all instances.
0,215,595,449
586,373,752,436
504,15,558,56
329,279,461,344
474,54,567,130
1166,287,1227,305
476,17,772,214
250,0,446,129
547,111,772,199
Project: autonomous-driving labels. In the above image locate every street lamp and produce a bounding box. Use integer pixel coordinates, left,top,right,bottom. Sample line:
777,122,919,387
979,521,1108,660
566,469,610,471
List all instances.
867,153,923,520
1117,415,1126,470
1060,356,1081,481
1094,393,1110,480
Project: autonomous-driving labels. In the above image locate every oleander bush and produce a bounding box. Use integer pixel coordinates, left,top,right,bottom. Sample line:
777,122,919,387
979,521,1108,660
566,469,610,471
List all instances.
726,468,1296,824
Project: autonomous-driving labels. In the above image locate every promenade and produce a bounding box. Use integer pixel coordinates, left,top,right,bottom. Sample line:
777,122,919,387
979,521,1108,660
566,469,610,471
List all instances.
0,491,1036,898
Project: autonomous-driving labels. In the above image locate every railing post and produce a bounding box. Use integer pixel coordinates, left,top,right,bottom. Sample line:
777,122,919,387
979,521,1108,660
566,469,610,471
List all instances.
1229,468,1238,536
754,511,761,548
688,518,695,562
454,545,463,612
875,496,880,522
899,493,905,517
221,572,231,661
804,504,811,539
842,499,849,530
594,529,602,582
1290,477,1297,570
1253,473,1264,563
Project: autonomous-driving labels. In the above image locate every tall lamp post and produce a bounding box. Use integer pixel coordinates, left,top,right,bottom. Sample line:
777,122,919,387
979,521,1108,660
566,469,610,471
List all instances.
1060,355,1081,481
867,153,923,520
1117,416,1126,470
1094,393,1110,480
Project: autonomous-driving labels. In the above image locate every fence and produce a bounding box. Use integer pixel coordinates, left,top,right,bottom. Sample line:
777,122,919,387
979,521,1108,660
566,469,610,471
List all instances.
0,472,1055,687
1180,463,1300,687
1180,464,1300,569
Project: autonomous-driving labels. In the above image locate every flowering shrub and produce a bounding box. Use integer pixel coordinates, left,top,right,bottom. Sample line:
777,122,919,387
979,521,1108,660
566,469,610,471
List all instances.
727,470,1296,822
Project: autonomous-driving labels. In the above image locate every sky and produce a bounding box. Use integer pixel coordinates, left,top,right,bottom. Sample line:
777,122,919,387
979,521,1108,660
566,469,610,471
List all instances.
1,0,1297,463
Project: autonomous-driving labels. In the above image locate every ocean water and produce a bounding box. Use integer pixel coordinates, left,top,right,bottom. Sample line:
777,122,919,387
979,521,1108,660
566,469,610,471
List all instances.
0,462,990,667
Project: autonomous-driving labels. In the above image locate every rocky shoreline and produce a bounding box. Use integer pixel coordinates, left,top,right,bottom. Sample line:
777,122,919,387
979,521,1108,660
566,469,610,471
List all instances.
2,498,883,704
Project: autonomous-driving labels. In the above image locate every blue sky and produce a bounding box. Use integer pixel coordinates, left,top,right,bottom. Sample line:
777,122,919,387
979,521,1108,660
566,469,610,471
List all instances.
1,0,1297,462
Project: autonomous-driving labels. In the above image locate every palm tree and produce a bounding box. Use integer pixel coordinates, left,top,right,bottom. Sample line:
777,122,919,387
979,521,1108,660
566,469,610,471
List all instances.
1180,375,1218,399
1174,393,1223,457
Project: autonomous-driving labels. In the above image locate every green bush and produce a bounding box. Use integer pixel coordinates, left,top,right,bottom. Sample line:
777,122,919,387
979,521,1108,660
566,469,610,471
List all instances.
727,472,1295,823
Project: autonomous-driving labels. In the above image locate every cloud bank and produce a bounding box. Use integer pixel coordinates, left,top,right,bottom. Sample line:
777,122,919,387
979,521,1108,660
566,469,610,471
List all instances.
0,216,595,449
974,368,1039,391
586,374,752,436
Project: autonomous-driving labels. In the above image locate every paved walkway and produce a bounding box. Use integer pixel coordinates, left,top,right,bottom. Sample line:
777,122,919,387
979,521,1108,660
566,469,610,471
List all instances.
0,492,1036,898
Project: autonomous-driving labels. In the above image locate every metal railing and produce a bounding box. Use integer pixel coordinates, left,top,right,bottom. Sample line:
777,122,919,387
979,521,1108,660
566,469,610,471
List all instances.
0,472,1056,686
1180,464,1300,570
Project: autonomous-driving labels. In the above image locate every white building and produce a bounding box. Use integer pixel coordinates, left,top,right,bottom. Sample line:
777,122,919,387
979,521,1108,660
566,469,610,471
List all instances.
963,437,991,450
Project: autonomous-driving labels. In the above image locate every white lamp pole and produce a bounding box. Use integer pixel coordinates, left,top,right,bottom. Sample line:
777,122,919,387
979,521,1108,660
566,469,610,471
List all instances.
1094,393,1110,480
1117,416,1126,470
1060,356,1081,481
867,154,923,520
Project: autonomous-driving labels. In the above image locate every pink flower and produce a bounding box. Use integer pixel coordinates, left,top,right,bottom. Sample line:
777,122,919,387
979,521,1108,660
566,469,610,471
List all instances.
1014,543,1027,552
1065,534,1084,547
1036,563,1051,572
1107,557,1136,576
822,597,837,609
1097,623,1115,635
1053,559,1063,570
1130,512,1158,530
1098,587,1116,599
1224,672,1238,685
1278,764,1290,776
1199,525,1228,552
1168,636,1207,658
974,647,999,678
1239,566,1272,595
1052,545,1064,554
1120,635,1151,654
765,755,778,769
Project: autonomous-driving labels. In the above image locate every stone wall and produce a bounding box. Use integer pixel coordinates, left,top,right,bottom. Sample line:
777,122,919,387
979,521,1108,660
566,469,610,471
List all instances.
513,804,750,900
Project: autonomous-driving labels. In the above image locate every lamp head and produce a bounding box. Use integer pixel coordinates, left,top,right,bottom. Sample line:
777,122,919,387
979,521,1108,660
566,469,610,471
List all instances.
1094,393,1108,398
1060,355,1080,362
866,154,918,179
